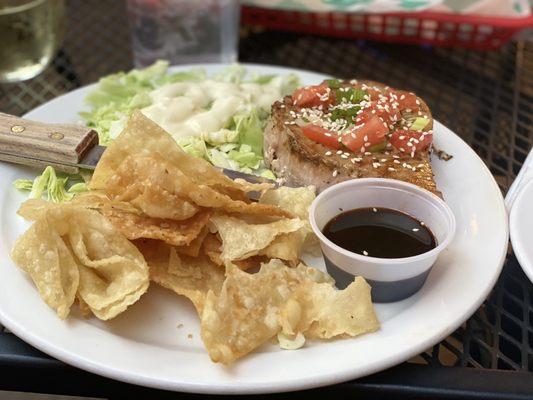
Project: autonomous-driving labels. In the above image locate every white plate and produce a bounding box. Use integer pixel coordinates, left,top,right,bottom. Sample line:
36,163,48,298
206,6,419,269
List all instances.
510,179,533,283
0,63,508,394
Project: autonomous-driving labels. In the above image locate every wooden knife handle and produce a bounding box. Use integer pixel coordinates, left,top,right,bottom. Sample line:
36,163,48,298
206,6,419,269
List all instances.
0,112,98,173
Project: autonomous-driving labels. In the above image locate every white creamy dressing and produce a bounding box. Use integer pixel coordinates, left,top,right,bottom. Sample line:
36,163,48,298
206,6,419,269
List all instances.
139,79,287,140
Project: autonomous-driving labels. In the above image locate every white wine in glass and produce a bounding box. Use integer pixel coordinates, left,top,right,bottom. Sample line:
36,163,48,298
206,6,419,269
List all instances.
0,0,65,83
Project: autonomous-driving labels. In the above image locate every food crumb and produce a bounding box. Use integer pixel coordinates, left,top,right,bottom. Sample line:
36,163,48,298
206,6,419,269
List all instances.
413,228,419,232
362,250,369,256
188,334,193,339
177,323,184,329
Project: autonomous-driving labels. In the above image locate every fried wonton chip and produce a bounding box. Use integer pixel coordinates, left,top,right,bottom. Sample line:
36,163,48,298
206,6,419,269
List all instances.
103,153,289,219
174,227,209,257
258,231,305,264
202,234,266,271
12,204,149,320
259,186,316,220
200,260,378,364
294,278,380,339
90,110,271,196
137,240,224,313
259,186,319,252
209,215,304,263
17,195,140,221
101,205,209,247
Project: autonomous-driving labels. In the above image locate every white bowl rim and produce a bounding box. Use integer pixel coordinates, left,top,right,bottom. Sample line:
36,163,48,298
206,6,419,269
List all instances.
309,178,457,266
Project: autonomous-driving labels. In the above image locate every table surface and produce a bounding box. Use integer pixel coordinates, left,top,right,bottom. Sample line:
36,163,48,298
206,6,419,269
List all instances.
1,0,533,398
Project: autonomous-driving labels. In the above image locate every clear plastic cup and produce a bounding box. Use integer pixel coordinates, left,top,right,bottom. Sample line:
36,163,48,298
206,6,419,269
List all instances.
309,178,456,303
126,0,240,67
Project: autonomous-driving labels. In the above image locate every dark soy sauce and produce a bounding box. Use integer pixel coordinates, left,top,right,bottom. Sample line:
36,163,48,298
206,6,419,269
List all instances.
323,207,436,259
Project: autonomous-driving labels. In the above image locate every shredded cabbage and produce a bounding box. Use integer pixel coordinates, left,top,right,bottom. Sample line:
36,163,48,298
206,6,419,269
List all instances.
13,166,88,203
80,60,206,145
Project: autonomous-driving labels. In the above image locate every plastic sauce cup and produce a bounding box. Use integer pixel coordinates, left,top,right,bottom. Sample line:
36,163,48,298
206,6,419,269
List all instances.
309,178,456,303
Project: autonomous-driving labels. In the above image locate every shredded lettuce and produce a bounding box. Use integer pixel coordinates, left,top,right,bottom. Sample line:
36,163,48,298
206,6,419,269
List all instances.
177,136,208,159
80,60,205,145
202,128,239,146
13,166,88,203
68,182,89,193
228,144,263,170
233,109,264,156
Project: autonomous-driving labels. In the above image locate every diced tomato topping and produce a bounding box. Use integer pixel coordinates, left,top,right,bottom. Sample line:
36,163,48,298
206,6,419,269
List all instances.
300,124,342,150
292,83,334,108
390,129,433,154
364,87,383,101
341,110,389,153
396,91,420,112
367,100,401,125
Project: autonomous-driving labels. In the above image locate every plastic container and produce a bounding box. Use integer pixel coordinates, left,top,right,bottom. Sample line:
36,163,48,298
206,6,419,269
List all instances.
309,178,456,303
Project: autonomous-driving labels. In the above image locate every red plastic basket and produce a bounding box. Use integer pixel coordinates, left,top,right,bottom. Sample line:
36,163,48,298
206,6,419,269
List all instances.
241,6,533,50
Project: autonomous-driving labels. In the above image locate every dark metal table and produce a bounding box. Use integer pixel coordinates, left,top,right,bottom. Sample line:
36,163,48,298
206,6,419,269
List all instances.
1,1,532,398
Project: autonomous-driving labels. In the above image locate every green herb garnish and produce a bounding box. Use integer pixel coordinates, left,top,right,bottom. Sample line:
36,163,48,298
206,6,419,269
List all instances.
326,79,342,89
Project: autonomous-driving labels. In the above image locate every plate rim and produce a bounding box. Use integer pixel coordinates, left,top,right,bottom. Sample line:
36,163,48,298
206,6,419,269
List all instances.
510,179,533,283
0,62,509,394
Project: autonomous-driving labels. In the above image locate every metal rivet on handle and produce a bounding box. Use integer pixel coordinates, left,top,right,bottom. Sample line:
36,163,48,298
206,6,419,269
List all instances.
49,132,64,140
11,125,25,133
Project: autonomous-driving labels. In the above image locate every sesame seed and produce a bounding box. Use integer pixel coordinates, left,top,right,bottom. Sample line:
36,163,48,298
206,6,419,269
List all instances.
421,221,425,226
412,228,419,232
372,207,377,212
341,154,349,159
360,146,366,153
393,159,400,164
363,250,369,256
407,142,413,147
399,135,405,140
332,169,338,177
372,162,380,168
417,164,424,168
380,158,387,162
365,142,371,147
386,143,392,148
325,151,332,156
364,151,372,156
392,155,400,159
399,147,405,152
388,167,396,172
336,150,343,155
400,95,406,100
363,135,368,141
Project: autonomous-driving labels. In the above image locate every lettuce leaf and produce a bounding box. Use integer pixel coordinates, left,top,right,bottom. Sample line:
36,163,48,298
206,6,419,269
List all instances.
80,60,205,145
234,109,263,156
13,166,88,203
